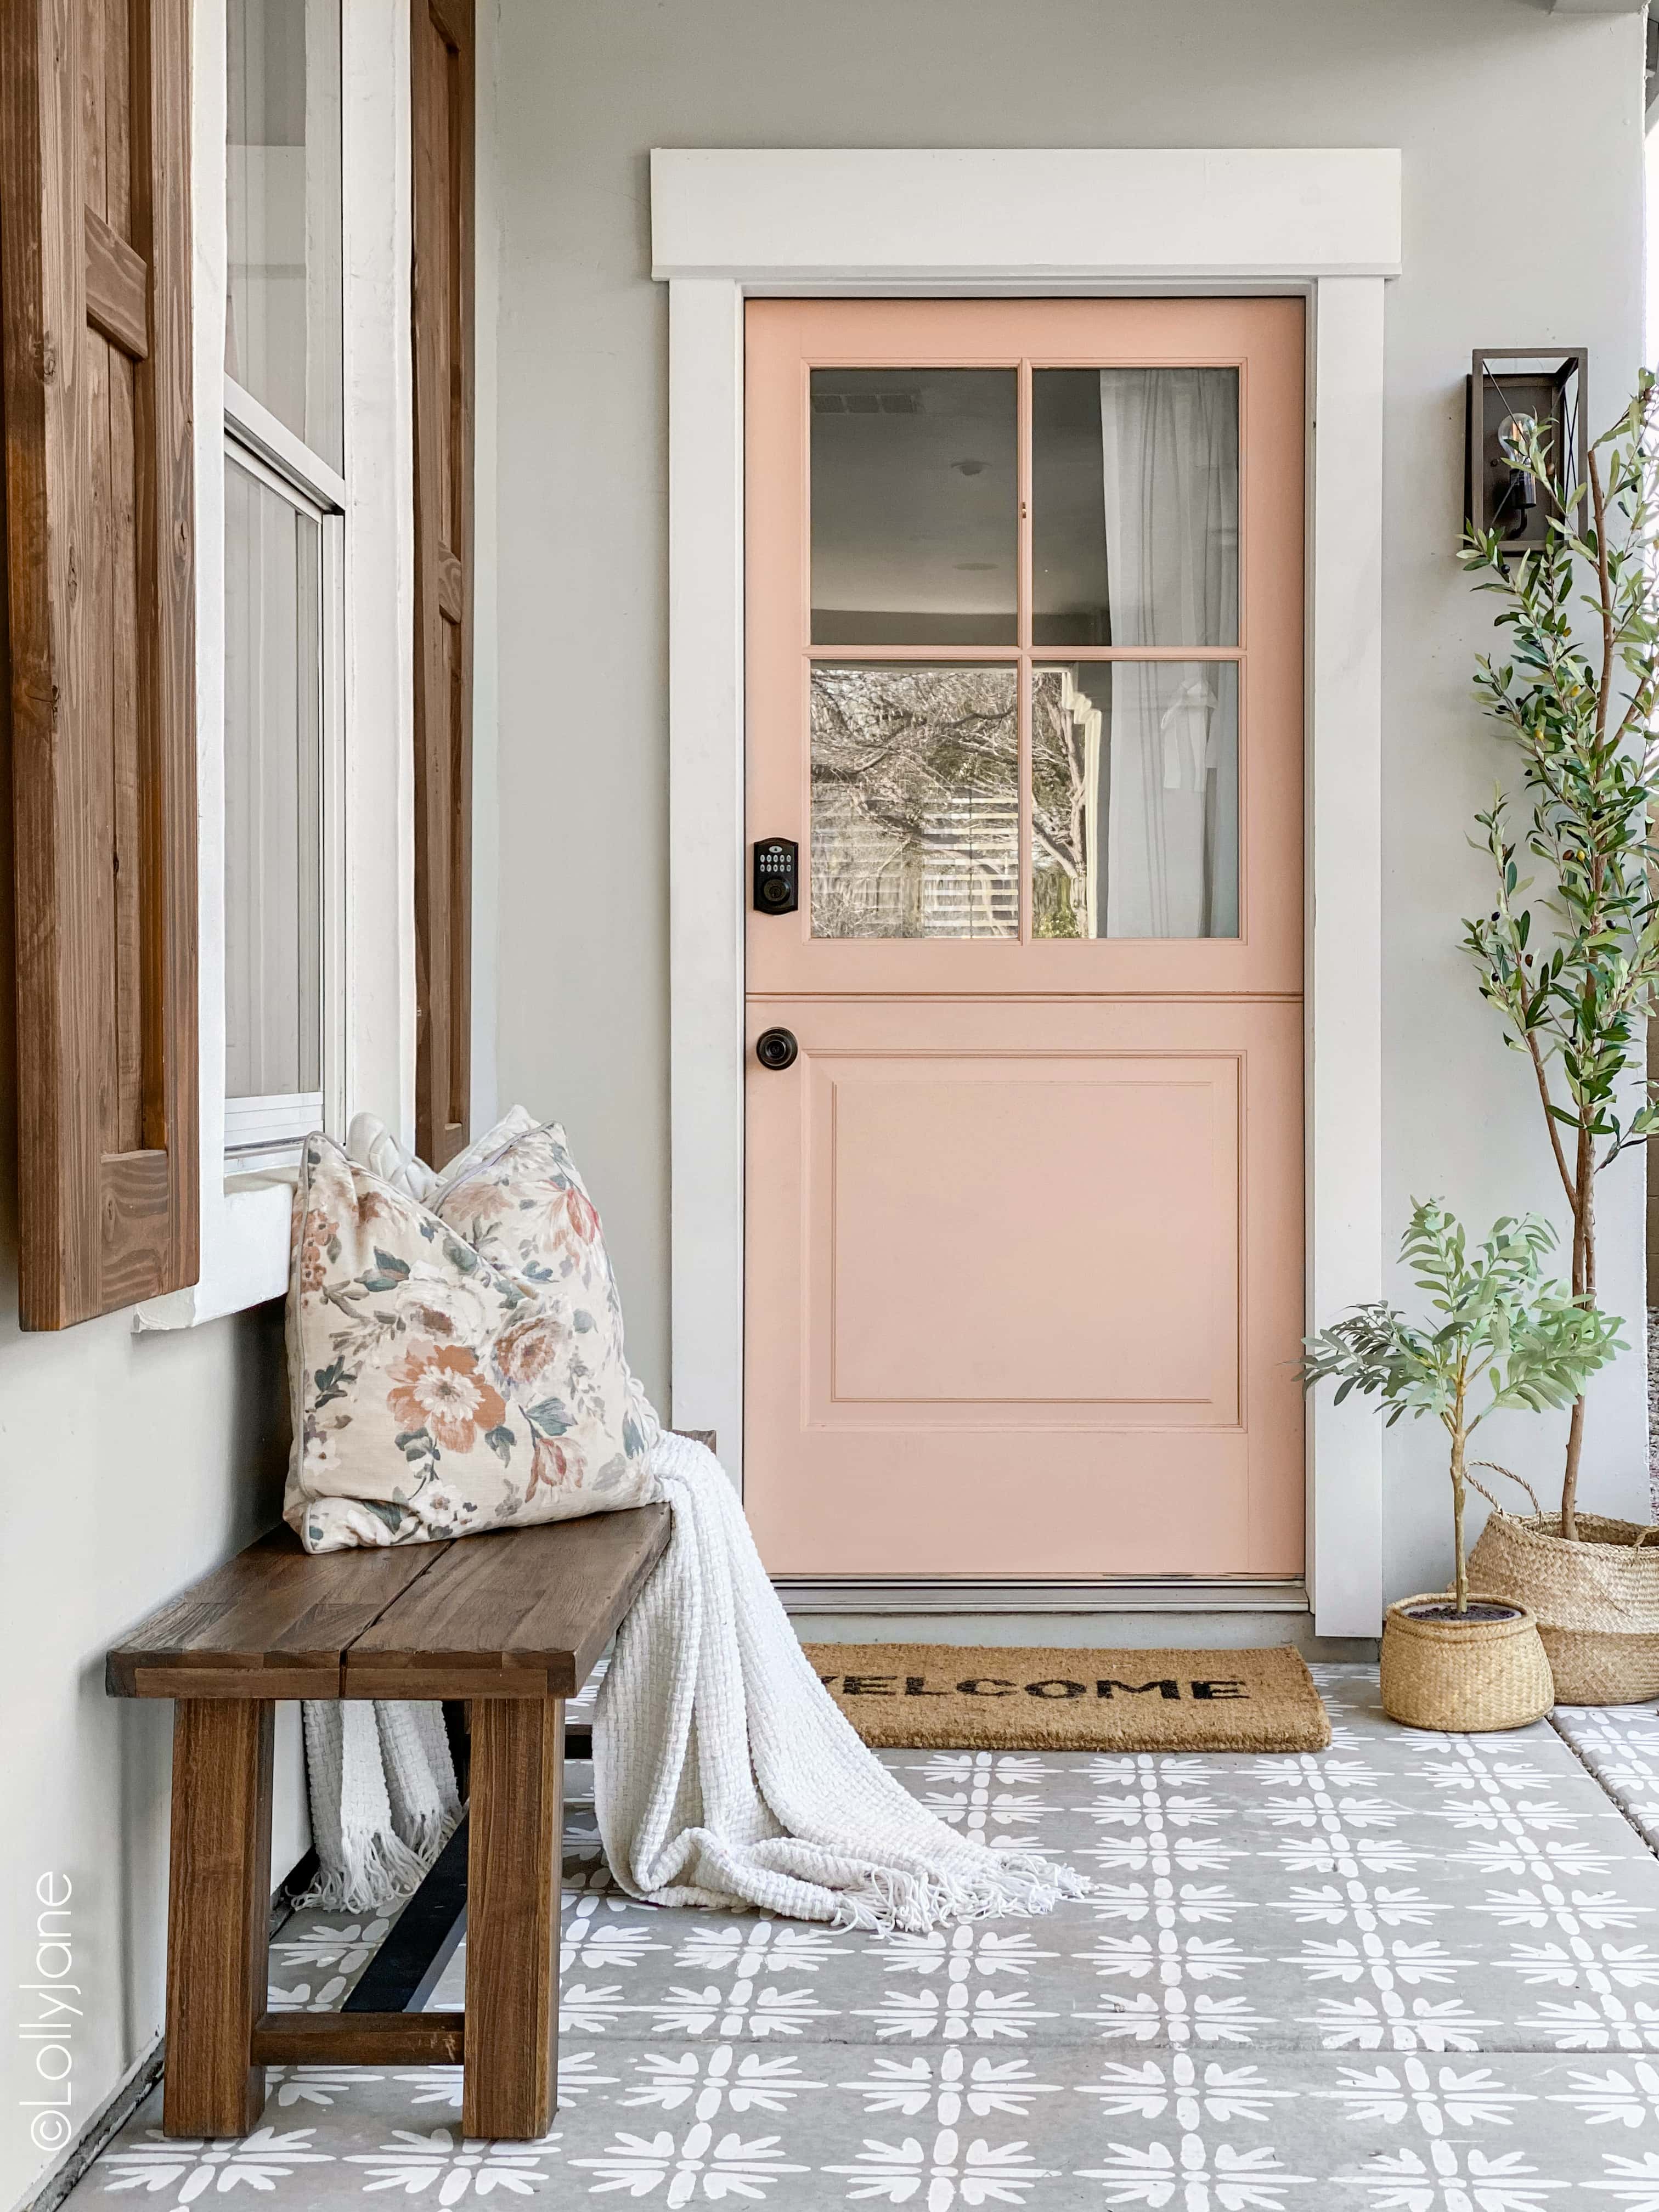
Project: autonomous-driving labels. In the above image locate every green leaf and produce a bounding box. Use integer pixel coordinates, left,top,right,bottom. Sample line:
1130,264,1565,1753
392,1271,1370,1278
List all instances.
524,1396,573,1435
313,1358,353,1408
1305,1201,1621,1558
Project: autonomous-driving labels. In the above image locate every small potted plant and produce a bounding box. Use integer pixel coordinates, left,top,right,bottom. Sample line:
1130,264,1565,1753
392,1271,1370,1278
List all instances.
1304,1200,1622,1731
1460,376,1659,1701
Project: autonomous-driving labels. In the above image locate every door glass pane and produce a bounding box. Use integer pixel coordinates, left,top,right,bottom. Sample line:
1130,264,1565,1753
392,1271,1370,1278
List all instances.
227,0,344,469
811,664,1018,938
1031,368,1238,647
225,452,323,1097
1032,662,1239,939
810,370,1017,645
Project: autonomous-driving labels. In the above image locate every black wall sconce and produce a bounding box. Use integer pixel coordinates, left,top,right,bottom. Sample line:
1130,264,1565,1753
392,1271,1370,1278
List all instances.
1465,348,1587,550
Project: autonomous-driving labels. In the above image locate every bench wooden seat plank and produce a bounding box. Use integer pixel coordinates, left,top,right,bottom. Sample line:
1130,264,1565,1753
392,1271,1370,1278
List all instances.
342,1502,671,1700
106,1530,449,1700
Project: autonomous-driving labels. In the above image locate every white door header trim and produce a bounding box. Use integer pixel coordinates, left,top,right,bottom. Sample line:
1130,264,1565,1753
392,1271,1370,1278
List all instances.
651,148,1402,284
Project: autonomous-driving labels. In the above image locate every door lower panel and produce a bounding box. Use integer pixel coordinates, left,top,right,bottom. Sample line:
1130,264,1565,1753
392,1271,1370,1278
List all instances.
744,995,1302,1578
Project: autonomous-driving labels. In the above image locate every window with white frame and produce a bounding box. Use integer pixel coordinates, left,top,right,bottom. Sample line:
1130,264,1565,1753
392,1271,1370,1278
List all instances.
223,0,346,1164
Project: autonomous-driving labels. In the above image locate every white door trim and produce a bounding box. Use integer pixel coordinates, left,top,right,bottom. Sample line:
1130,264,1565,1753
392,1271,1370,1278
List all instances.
654,147,1397,1639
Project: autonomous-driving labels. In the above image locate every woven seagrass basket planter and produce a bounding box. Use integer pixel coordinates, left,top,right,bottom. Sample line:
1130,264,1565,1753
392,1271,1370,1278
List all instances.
1379,1594,1554,1733
1466,1506,1659,1706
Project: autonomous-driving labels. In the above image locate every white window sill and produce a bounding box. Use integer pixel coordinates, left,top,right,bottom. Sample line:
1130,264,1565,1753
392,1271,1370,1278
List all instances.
134,1171,297,1330
225,1092,325,1152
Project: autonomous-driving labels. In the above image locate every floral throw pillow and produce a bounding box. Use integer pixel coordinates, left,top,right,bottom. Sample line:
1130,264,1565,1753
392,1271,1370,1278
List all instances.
433,1107,662,1467
284,1118,661,1553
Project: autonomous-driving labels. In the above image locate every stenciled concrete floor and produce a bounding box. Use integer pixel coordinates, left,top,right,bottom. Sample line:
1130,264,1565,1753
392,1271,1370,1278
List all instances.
63,1667,1659,2209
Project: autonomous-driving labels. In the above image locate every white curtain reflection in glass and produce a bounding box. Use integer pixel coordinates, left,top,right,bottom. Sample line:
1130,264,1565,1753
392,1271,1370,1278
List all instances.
1031,366,1237,648
1103,661,1238,939
810,664,1018,938
226,0,343,468
1097,368,1238,647
1101,367,1239,938
224,454,323,1098
1034,662,1238,940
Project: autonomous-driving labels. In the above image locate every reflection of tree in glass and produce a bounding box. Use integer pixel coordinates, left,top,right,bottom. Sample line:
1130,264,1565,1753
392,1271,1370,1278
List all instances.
1032,668,1102,940
809,665,1017,938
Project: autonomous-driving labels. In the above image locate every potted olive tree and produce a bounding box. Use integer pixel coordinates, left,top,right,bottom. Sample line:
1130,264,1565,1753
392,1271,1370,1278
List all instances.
1304,1201,1621,1730
1459,374,1659,1702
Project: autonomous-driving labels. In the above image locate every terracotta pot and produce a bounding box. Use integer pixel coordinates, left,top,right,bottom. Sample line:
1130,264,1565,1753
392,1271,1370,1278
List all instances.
1467,1506,1659,1707
1379,1593,1554,1733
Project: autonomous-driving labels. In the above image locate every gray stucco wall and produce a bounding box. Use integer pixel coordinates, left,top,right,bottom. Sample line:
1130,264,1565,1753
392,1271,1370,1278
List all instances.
485,0,1650,1603
0,960,292,2212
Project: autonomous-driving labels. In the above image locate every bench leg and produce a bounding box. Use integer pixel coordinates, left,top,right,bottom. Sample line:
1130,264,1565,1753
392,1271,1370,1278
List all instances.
464,1697,563,2139
163,1702,273,2137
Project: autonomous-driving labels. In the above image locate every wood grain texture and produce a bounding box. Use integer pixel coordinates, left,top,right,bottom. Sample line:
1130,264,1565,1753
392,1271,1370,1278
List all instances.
110,1506,668,1699
162,1701,273,2136
112,1503,668,2135
464,1698,561,2138
342,1503,670,1700
106,1527,452,1697
1,0,198,1328
251,2013,466,2066
133,0,199,1193
83,204,146,356
110,340,143,1147
3,0,95,1327
99,1144,172,1305
410,0,473,1169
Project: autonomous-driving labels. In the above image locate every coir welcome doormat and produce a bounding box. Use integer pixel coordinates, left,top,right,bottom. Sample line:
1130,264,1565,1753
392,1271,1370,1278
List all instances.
804,1643,1330,1753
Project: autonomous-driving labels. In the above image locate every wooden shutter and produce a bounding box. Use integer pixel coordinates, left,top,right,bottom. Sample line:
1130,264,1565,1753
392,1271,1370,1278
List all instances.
411,0,474,1171
1,0,198,1327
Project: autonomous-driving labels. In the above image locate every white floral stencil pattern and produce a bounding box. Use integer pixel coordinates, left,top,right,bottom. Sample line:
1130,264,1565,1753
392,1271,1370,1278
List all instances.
67,1673,1659,2212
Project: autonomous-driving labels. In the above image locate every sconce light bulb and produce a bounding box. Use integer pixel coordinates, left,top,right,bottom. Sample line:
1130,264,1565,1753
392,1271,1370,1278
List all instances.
1496,411,1539,533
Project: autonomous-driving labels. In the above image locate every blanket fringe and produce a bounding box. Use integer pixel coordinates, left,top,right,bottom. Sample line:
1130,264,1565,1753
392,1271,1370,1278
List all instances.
597,1432,1093,1930
293,1829,431,1915
830,1853,1091,1937
298,1696,462,1914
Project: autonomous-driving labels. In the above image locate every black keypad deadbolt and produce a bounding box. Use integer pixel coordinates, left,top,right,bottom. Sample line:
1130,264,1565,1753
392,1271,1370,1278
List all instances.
753,837,799,913
755,1027,799,1071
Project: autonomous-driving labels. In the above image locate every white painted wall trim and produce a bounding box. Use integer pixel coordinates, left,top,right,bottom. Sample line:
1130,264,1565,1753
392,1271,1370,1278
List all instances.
652,148,1402,284
667,279,748,1483
1305,278,1386,1638
658,147,1393,1635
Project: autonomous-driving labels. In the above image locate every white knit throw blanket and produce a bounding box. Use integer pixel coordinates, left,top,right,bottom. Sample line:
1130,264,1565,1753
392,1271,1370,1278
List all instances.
302,1430,1084,1927
299,1698,460,1912
594,1429,1084,1932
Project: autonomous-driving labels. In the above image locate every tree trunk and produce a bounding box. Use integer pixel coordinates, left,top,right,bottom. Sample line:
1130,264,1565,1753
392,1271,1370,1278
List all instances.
1451,1427,1470,1616
1561,1125,1596,1543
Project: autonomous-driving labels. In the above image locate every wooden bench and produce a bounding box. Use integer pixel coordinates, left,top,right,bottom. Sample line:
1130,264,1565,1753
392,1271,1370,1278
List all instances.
107,1503,671,2142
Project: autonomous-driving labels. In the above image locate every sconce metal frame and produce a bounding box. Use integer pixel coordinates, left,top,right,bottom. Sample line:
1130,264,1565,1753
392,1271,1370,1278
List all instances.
1465,347,1588,552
